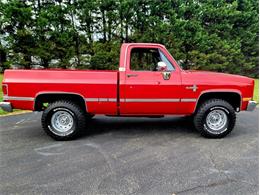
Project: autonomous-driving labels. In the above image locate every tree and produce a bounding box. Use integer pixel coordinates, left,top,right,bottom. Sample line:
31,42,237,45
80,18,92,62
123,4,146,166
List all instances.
0,1,8,70
2,0,34,69
0,0,258,77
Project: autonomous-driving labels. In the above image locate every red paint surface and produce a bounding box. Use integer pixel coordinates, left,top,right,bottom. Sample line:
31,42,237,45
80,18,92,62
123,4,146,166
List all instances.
2,43,255,115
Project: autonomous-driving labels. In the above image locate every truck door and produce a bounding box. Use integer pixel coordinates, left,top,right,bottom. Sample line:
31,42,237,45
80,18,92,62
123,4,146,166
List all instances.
120,46,182,115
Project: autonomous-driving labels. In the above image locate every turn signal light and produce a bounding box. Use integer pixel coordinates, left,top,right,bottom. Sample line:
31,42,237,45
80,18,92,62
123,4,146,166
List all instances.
242,97,252,101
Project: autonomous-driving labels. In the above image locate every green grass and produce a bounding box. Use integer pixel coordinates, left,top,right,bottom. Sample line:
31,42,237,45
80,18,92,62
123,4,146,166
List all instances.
0,74,3,101
254,79,259,103
0,74,258,115
0,74,7,115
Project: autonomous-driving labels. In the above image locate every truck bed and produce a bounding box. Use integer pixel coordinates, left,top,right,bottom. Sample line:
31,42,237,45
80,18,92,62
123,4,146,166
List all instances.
3,70,119,114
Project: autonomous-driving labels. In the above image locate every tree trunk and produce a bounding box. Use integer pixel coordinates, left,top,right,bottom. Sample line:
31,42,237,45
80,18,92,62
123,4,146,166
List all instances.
42,59,49,68
24,55,31,69
0,49,7,70
37,0,41,10
101,10,107,42
108,20,111,41
87,12,93,44
120,10,124,42
75,34,80,66
125,22,128,42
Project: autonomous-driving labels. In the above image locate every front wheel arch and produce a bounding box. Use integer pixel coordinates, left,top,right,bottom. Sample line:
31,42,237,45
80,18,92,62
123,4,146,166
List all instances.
194,91,241,113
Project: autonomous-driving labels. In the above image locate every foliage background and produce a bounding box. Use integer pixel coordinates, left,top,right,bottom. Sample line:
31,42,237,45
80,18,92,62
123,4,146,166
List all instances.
0,0,258,77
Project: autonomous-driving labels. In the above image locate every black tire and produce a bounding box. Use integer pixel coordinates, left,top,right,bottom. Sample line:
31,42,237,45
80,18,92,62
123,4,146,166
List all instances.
86,114,95,120
194,99,236,138
41,100,87,140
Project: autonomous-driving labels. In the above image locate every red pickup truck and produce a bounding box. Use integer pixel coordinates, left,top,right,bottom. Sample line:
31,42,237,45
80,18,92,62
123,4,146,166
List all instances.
1,43,256,140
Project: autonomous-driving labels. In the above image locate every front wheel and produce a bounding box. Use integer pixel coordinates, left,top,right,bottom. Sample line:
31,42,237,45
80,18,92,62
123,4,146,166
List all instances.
41,100,87,140
194,99,236,138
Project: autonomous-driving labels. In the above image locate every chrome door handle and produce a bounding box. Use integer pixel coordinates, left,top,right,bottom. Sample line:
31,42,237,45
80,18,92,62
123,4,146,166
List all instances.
127,74,138,78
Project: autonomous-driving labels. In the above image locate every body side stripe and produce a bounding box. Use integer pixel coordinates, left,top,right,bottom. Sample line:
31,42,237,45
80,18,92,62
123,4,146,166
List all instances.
3,96,35,101
4,96,197,103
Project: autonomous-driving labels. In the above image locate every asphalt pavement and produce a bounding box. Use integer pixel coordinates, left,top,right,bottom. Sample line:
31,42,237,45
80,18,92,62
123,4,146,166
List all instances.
0,109,258,195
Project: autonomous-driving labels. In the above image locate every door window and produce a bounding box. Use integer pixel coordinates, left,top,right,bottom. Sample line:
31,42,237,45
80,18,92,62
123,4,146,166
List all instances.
130,48,174,71
159,49,175,71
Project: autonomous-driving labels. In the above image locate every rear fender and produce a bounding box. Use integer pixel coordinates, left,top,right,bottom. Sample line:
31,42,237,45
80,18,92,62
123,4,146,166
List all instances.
34,91,87,112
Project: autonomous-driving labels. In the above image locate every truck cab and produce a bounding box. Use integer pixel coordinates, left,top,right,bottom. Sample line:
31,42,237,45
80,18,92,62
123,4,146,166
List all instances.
119,43,182,115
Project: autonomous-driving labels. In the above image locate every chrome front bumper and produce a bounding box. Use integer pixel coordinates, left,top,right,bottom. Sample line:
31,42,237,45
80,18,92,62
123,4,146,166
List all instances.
246,100,257,111
0,102,13,112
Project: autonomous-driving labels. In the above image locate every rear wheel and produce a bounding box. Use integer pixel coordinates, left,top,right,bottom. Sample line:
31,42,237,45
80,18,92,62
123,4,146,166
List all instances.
41,100,86,140
194,99,236,138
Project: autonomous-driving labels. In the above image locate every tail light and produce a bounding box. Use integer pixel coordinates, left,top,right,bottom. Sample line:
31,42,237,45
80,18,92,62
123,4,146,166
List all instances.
2,84,8,96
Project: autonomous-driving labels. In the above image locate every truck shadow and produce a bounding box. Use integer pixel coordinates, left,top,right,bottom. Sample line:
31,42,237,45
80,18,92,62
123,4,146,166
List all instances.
81,116,199,138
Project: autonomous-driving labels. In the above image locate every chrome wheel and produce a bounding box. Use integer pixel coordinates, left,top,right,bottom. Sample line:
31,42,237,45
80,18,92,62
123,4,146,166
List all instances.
50,110,74,135
206,109,227,131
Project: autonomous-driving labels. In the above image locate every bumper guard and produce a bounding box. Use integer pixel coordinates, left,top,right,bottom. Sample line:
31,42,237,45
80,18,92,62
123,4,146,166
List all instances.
246,100,257,111
0,102,13,112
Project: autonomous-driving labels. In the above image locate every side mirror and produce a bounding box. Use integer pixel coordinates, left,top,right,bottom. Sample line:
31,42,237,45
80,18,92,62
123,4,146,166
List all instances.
157,61,167,71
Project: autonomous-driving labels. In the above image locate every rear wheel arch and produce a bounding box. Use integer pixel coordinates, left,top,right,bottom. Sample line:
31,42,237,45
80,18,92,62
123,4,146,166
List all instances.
195,91,242,113
34,92,87,112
